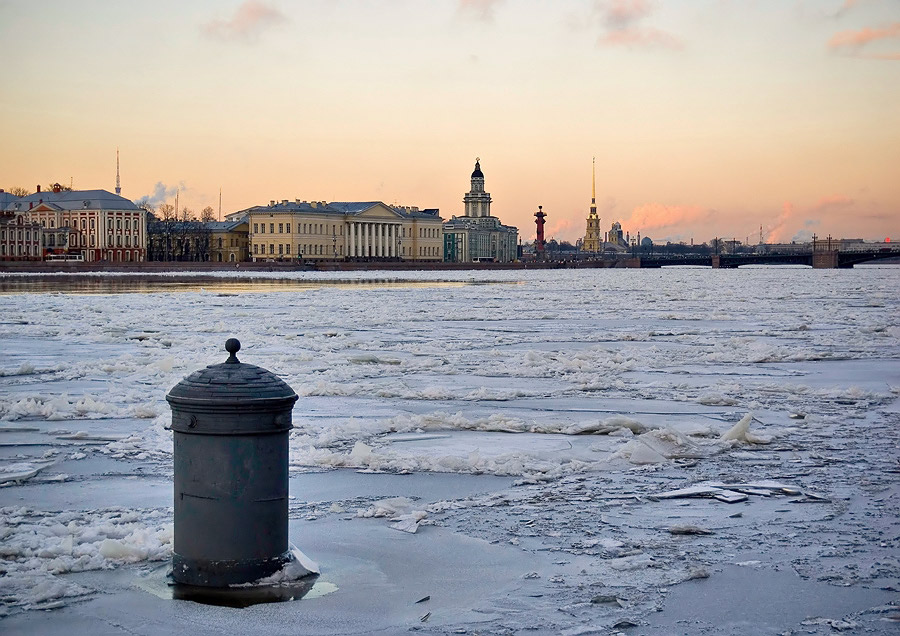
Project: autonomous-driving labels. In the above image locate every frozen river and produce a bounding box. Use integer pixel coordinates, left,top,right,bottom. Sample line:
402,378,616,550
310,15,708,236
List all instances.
1,267,898,634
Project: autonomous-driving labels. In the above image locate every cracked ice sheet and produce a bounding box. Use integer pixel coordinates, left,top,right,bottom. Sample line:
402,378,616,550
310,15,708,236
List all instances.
0,267,899,633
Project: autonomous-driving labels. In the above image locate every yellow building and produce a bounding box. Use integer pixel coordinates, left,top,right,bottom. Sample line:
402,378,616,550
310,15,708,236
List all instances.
235,200,443,262
583,158,601,253
207,219,249,262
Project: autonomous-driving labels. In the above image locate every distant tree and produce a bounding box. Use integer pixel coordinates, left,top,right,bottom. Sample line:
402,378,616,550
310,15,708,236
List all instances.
201,206,215,222
7,186,31,197
157,203,175,221
46,183,73,192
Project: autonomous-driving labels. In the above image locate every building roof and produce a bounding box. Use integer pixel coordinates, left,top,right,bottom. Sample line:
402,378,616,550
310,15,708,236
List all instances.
238,200,442,222
0,191,22,208
471,159,484,179
204,220,247,232
5,188,140,212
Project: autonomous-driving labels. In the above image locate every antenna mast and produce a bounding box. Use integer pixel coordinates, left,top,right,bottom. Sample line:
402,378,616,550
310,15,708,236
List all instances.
115,148,121,195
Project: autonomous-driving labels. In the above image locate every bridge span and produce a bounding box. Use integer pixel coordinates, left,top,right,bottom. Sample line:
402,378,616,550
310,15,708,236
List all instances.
632,248,900,269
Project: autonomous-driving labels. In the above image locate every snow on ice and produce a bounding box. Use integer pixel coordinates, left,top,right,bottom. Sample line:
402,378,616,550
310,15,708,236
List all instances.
0,267,898,633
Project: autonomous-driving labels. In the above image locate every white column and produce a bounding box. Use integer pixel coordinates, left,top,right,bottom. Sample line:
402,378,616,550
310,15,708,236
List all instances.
364,223,370,257
374,224,380,257
381,223,387,256
350,222,356,257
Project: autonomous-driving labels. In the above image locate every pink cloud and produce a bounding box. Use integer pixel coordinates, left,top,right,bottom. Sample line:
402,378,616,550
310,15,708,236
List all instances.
545,217,578,240
458,0,504,22
604,0,652,29
600,27,683,49
202,1,287,43
621,203,710,233
592,0,682,50
828,22,900,59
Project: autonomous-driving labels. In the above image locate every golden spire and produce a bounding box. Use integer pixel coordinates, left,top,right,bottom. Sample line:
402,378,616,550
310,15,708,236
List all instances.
591,156,595,204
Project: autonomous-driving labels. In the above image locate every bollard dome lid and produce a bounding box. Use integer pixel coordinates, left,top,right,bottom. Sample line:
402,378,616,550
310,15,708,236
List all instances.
166,338,298,410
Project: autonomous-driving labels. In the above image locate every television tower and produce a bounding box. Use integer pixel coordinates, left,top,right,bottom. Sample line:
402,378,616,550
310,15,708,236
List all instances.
115,148,121,195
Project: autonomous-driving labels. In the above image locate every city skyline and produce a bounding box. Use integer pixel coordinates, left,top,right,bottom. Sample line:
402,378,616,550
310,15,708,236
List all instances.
1,0,897,244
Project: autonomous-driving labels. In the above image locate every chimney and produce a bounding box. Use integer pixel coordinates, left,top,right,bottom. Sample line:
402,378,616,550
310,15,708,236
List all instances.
310,202,317,208
282,200,288,205
36,185,41,193
269,200,275,206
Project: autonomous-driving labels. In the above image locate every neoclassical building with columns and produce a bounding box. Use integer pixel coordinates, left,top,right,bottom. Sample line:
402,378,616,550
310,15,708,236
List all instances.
231,200,443,262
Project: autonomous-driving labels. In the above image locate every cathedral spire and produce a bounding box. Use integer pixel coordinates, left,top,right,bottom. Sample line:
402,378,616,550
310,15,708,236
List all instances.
115,148,121,195
583,157,600,253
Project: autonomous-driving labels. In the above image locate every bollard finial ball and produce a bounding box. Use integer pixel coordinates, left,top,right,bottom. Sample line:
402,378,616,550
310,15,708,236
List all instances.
225,338,241,364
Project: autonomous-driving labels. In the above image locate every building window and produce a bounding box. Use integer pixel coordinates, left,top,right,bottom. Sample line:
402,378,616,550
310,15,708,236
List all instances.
269,244,274,254
253,244,258,254
117,219,122,230
286,223,291,234
254,223,258,233
286,244,291,255
125,236,131,247
278,223,283,234
270,223,274,233
278,244,284,255
90,235,95,247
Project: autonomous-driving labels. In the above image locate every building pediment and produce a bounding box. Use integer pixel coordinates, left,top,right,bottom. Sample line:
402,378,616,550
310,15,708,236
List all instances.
355,202,406,220
31,202,63,212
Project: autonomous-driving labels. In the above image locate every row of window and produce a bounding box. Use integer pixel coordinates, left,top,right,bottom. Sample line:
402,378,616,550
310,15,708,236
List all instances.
216,238,247,248
0,243,38,256
252,244,345,256
252,222,344,236
33,217,141,232
250,222,442,239
248,243,443,258
0,230,40,242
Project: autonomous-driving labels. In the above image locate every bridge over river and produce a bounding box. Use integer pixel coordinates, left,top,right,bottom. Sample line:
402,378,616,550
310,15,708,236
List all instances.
631,247,900,269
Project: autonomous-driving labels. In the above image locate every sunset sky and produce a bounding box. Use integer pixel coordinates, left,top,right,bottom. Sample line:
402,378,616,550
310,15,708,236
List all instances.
1,0,897,244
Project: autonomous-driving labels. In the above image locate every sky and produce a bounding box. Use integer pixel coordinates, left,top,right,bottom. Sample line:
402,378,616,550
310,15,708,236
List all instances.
1,0,897,244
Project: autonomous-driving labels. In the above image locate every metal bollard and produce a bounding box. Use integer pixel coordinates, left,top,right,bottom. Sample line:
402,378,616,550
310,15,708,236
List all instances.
166,338,298,587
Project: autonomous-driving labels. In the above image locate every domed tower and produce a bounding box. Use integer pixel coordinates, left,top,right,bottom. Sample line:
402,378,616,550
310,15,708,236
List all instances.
464,157,492,218
583,158,601,252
